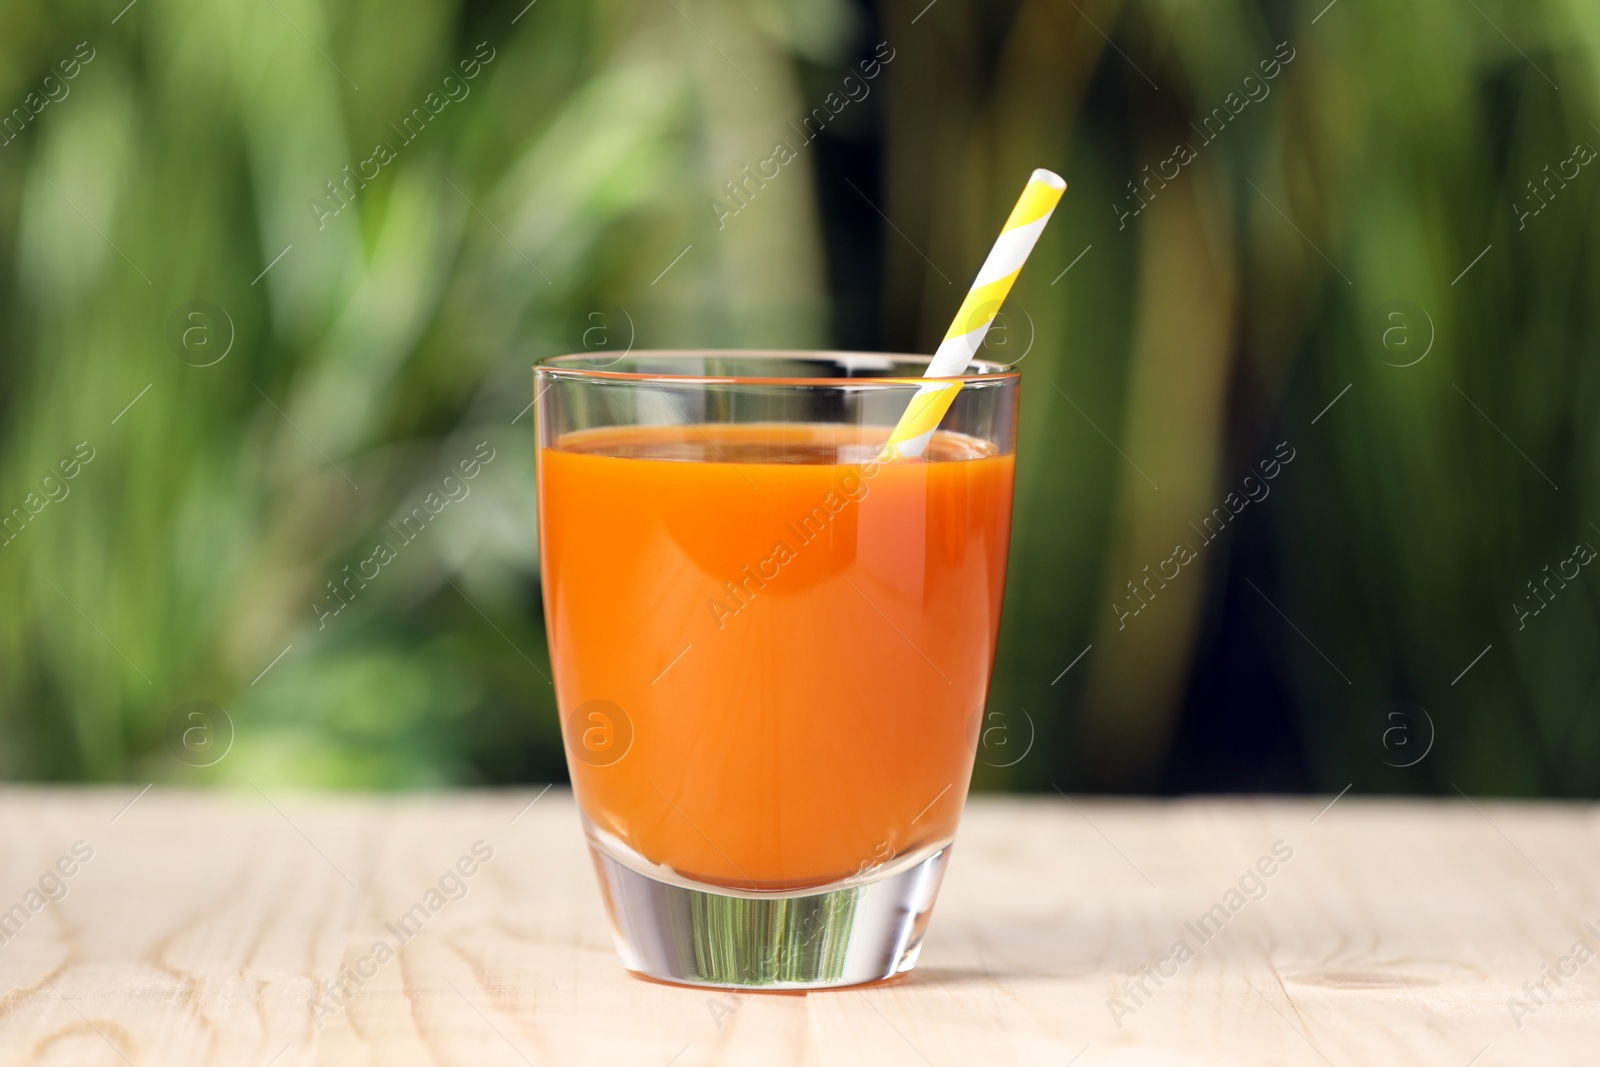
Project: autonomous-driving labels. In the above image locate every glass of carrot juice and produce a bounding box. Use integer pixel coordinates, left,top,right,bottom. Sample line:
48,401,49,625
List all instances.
535,351,1018,989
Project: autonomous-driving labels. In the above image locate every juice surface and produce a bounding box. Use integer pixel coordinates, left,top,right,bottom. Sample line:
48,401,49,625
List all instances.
538,422,1014,890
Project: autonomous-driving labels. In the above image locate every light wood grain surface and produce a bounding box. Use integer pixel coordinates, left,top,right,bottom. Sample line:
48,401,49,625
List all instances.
0,788,1594,1065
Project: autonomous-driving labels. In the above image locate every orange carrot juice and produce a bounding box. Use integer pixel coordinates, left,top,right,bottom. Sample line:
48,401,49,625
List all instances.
538,422,1013,891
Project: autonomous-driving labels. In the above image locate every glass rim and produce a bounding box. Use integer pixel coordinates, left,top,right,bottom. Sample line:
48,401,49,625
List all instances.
534,349,1021,386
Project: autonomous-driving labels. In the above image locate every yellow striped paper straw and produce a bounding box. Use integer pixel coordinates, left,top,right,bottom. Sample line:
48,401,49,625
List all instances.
879,168,1066,460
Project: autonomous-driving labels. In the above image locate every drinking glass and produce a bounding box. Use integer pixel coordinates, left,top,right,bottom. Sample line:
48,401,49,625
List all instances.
535,351,1018,989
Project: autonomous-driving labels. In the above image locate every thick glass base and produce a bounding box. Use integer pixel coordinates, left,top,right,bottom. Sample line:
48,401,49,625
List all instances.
589,839,952,990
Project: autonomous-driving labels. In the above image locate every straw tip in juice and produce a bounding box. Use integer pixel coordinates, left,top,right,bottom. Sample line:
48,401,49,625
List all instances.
1030,168,1067,190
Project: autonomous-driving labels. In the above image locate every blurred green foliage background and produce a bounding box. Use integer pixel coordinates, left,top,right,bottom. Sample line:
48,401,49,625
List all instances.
1,0,1596,795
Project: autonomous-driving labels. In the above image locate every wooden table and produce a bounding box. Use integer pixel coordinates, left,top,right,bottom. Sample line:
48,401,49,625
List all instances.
0,788,1593,1065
